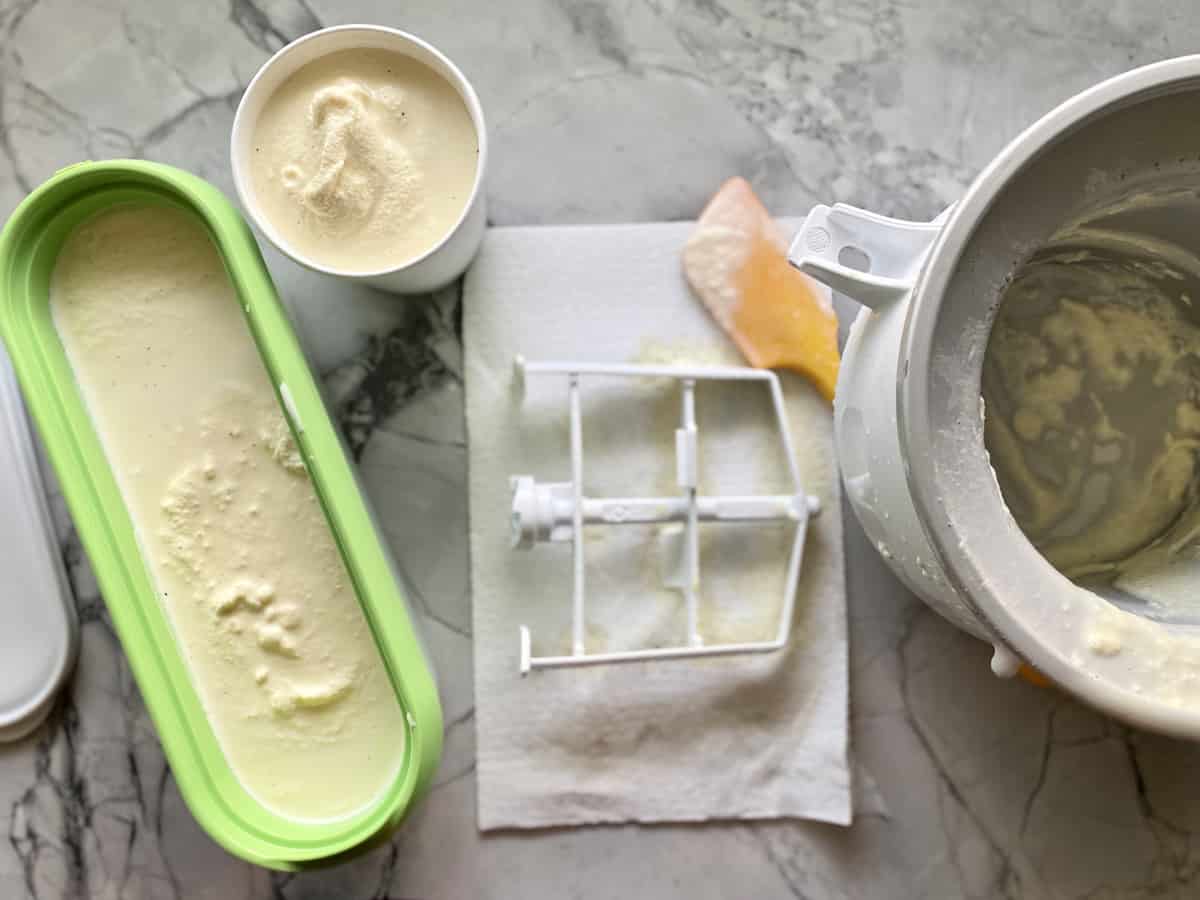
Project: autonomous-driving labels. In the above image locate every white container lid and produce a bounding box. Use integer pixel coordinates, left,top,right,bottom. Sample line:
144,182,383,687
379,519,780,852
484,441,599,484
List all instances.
0,348,78,742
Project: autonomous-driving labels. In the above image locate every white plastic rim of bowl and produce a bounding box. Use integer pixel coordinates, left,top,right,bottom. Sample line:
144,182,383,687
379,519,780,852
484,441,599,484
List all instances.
230,25,489,294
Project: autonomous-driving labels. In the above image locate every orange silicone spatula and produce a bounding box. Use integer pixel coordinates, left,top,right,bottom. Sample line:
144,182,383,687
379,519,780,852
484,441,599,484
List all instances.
683,177,840,402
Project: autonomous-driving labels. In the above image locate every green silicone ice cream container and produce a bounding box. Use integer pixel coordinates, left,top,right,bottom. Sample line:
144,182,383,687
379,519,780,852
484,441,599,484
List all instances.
0,160,442,869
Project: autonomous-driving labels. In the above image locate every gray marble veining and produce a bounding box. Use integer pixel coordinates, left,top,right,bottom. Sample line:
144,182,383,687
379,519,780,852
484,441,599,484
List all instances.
5,0,1200,897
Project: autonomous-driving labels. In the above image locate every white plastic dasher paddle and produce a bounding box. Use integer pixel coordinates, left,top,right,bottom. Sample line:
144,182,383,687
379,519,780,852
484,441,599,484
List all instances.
509,357,818,674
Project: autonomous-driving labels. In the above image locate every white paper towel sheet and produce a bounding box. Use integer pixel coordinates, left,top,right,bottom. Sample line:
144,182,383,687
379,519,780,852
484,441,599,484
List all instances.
464,222,849,830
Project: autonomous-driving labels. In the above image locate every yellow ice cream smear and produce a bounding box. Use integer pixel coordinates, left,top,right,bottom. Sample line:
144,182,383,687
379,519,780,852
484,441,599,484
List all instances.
250,48,478,274
984,252,1200,586
51,205,406,821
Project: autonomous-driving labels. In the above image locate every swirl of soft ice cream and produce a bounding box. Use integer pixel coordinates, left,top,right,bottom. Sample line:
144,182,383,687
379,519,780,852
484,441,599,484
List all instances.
285,80,382,224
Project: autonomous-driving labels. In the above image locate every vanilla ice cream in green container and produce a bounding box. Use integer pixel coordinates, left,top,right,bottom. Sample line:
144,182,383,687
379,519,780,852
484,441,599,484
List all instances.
0,159,442,869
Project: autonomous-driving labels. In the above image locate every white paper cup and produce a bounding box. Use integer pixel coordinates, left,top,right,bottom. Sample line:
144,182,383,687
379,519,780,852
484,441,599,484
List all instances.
231,25,487,294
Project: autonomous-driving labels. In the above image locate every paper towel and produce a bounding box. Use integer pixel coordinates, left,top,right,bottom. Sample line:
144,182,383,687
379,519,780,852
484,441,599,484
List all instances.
464,221,849,830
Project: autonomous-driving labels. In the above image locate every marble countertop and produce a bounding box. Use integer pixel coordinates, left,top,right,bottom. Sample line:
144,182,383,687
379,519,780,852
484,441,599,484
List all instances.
4,0,1200,897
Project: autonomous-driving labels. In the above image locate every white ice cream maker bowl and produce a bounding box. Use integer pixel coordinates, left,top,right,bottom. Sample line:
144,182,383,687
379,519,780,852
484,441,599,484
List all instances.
790,55,1200,737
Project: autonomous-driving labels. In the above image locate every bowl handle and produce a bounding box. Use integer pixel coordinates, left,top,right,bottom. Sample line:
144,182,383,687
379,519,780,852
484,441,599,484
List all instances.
788,203,944,310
